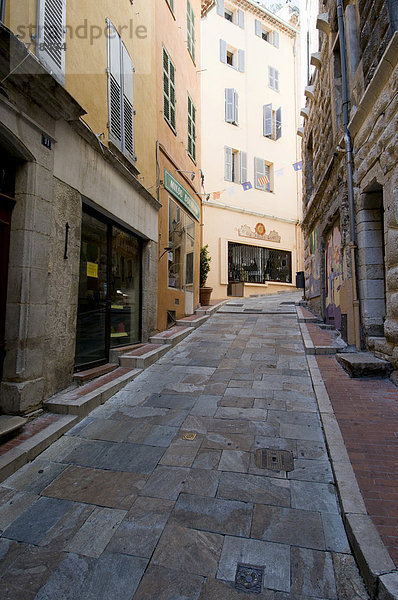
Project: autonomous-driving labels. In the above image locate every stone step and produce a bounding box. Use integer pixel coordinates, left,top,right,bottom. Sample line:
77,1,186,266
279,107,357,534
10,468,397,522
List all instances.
45,367,142,416
109,343,146,364
195,300,227,316
119,344,170,369
150,326,194,347
336,352,393,378
0,414,78,483
0,415,28,440
73,363,118,385
175,314,209,328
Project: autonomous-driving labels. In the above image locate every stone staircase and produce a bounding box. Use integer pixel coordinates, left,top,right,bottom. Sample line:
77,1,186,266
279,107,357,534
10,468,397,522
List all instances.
44,301,226,418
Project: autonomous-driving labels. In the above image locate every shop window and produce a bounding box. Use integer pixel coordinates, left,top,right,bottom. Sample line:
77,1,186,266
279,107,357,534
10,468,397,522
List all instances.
228,242,292,284
168,199,195,290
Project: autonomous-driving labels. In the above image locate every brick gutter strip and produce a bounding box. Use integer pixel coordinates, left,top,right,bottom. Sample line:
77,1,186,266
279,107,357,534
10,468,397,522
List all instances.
306,353,398,600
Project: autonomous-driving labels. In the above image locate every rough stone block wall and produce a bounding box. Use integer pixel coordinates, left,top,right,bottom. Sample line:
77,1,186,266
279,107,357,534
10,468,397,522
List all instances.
141,240,158,340
42,179,82,399
358,0,393,85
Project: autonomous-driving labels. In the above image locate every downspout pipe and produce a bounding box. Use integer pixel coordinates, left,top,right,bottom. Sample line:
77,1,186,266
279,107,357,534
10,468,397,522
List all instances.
336,0,361,349
0,1,5,23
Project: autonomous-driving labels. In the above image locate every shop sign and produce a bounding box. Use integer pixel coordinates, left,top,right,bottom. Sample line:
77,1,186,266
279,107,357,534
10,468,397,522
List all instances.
164,169,200,222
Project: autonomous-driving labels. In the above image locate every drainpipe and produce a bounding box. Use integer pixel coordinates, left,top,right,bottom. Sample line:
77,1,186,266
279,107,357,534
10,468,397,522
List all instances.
0,1,5,23
336,0,361,350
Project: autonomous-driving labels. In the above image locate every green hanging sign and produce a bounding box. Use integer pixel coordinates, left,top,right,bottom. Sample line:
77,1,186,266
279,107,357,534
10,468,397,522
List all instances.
164,169,200,222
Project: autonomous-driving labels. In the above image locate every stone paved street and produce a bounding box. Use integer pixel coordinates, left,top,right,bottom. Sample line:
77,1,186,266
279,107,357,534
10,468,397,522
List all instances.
0,293,369,599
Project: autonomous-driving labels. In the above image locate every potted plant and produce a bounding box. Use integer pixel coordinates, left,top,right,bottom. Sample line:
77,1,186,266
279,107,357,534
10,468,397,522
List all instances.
199,244,212,306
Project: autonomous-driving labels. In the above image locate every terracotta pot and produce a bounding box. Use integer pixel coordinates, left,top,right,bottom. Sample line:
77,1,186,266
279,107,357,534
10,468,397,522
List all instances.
199,286,213,306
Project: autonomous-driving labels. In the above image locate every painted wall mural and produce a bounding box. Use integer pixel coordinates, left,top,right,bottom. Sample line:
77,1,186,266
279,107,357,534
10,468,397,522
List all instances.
238,224,281,243
325,223,343,330
308,224,320,298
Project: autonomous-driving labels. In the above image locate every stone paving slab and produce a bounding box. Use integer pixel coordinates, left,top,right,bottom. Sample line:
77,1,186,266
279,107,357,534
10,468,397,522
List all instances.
0,292,373,599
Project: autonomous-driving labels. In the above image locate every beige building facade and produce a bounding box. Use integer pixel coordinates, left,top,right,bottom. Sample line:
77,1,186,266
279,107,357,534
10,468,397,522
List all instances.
201,0,302,299
0,0,161,414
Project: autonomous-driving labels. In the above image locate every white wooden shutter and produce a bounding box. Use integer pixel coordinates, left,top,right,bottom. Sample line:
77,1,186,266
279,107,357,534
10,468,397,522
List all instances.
273,31,279,48
107,21,123,151
238,49,245,72
274,69,279,91
255,157,266,190
237,10,245,28
122,43,135,161
234,90,239,124
263,104,272,137
37,0,66,84
225,88,234,123
220,39,227,63
225,147,233,181
276,107,282,139
217,0,224,16
255,19,262,37
240,152,248,183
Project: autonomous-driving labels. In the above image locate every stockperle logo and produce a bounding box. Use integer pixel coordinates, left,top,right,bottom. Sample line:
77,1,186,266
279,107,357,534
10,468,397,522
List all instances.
164,170,200,222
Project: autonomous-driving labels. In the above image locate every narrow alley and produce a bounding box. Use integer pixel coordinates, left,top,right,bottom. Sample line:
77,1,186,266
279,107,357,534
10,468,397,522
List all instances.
0,293,370,599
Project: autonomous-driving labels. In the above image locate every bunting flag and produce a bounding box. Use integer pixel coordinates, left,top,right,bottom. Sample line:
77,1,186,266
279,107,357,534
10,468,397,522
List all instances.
242,181,253,191
212,191,221,200
293,161,303,171
258,175,270,186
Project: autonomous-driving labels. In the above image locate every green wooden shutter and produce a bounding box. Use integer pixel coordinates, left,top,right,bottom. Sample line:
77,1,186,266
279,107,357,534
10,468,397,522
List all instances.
188,96,196,162
163,47,176,131
187,0,195,62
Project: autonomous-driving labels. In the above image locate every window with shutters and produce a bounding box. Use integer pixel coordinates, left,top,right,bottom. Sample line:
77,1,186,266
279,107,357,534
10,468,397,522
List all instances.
225,147,246,183
268,66,279,91
220,41,245,72
187,0,195,63
107,20,135,164
255,20,279,48
165,0,174,15
225,88,238,125
188,95,196,163
263,104,282,140
254,157,272,192
163,47,176,133
37,0,66,85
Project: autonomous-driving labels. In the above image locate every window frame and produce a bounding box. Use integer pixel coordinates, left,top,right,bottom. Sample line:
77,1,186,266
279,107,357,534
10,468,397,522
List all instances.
187,94,197,163
163,46,177,133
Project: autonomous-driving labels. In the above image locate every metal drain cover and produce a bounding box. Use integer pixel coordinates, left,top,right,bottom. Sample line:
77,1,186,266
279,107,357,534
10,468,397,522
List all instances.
255,448,294,472
235,563,264,594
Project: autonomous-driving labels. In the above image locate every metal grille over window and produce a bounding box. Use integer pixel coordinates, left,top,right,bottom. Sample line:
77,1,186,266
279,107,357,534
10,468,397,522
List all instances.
228,242,292,284
163,48,176,131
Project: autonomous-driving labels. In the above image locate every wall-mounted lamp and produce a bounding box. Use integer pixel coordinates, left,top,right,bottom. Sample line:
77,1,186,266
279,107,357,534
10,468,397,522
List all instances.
159,246,173,261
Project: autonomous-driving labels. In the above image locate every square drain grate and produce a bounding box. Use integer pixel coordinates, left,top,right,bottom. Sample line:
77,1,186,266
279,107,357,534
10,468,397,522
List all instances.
235,563,264,594
255,448,294,472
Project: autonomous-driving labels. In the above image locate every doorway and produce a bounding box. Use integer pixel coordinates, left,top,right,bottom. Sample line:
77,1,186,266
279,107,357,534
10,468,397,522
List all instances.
75,209,142,370
0,156,16,382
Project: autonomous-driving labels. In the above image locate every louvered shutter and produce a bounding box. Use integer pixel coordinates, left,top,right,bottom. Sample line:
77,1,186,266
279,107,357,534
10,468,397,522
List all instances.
37,0,66,84
255,19,262,37
107,21,123,151
122,43,135,161
220,39,227,63
238,49,245,72
187,0,195,62
273,31,279,48
188,96,196,161
276,107,282,139
240,152,248,183
234,91,239,124
216,0,224,16
163,49,170,124
274,69,279,91
263,104,272,137
225,88,234,123
255,157,266,190
237,10,245,28
225,147,233,181
169,61,176,130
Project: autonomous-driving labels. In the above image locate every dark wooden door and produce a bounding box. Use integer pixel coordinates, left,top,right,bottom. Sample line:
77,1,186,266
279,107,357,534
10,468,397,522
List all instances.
0,197,14,381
